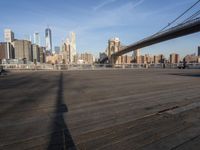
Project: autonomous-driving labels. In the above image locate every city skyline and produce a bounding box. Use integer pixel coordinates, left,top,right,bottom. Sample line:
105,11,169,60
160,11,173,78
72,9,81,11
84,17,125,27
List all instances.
0,0,200,57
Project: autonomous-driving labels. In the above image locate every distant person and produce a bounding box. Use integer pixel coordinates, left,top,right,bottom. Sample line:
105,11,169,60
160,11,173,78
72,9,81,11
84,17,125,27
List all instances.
163,63,166,69
0,66,6,75
52,63,55,70
183,58,187,69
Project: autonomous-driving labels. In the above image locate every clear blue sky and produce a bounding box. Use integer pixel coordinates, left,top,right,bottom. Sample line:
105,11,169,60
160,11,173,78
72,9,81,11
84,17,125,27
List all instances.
0,0,200,58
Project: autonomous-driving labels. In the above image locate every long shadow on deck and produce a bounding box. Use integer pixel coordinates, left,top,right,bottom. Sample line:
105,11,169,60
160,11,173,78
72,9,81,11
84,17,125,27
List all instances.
169,73,200,78
47,72,76,150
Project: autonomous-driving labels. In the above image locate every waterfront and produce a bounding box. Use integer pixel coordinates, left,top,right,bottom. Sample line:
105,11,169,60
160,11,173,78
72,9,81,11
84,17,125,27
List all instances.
0,69,200,149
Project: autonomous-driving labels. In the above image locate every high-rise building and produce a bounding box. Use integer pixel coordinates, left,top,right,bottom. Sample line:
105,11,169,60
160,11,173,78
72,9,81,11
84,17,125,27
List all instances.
157,54,165,63
74,54,79,64
70,32,76,51
184,55,198,63
121,55,132,64
61,38,71,64
70,32,76,62
198,46,200,56
4,29,14,43
4,29,15,59
170,53,180,64
0,42,14,60
0,43,7,60
31,44,40,63
144,54,153,64
37,47,46,63
45,27,52,53
12,40,32,62
54,46,60,54
46,54,63,64
134,49,140,57
153,55,159,64
80,52,94,64
134,49,141,63
153,54,165,64
39,47,46,63
34,32,40,46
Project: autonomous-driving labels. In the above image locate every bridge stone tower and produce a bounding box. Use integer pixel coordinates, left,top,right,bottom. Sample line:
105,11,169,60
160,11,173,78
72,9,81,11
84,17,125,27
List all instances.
107,37,121,64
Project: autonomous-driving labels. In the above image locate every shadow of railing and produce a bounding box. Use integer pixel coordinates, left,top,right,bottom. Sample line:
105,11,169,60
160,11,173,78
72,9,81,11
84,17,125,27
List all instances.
47,72,76,150
169,73,200,78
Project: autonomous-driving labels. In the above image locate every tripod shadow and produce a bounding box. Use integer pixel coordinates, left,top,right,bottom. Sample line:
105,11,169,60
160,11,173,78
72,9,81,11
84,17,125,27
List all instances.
47,72,76,150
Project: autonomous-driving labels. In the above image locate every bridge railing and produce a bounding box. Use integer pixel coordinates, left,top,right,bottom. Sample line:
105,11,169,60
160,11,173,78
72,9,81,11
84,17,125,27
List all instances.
0,64,54,70
1,63,200,70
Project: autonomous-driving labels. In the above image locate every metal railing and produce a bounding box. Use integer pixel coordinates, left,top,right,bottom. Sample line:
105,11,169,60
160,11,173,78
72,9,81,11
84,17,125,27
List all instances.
1,63,200,71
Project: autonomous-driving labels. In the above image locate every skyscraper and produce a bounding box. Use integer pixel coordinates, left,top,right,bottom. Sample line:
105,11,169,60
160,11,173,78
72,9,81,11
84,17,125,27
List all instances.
198,46,200,56
34,32,40,46
134,49,140,57
54,46,60,54
170,53,180,64
80,52,94,64
61,38,71,64
45,27,52,53
4,29,14,43
70,32,76,51
70,32,76,62
31,44,40,63
134,49,141,64
4,29,15,59
0,42,14,60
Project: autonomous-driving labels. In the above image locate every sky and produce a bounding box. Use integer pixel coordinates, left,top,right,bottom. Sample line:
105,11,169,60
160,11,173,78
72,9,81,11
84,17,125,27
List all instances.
0,0,200,58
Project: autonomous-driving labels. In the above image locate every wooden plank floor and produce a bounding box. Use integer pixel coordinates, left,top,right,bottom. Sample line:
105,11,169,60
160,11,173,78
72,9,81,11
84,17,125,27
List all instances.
0,69,200,150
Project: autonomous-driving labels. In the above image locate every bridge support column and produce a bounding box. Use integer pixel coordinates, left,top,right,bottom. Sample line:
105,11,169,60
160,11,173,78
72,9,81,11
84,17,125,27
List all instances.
110,56,118,67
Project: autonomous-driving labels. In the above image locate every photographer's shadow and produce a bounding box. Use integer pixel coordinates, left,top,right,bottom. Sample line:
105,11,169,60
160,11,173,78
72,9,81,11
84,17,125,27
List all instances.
47,72,76,150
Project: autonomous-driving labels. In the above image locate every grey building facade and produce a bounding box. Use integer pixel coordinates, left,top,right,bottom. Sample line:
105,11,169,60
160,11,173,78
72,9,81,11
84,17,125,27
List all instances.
0,42,14,61
12,40,32,62
31,44,40,63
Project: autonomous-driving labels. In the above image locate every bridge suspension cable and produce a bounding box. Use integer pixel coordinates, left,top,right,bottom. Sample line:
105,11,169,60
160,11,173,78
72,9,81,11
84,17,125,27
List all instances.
157,0,200,33
182,9,200,23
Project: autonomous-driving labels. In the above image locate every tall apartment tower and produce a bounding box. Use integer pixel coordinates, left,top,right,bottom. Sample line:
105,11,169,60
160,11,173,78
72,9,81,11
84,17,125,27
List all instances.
0,42,14,60
170,53,180,64
70,32,76,62
134,49,140,57
70,32,76,51
34,32,40,46
198,46,200,56
133,49,141,64
45,27,52,53
4,29,15,59
4,29,14,43
61,38,71,64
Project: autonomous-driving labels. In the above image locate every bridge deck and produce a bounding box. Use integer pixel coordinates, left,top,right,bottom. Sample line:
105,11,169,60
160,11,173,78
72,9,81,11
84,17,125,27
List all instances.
0,69,200,150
